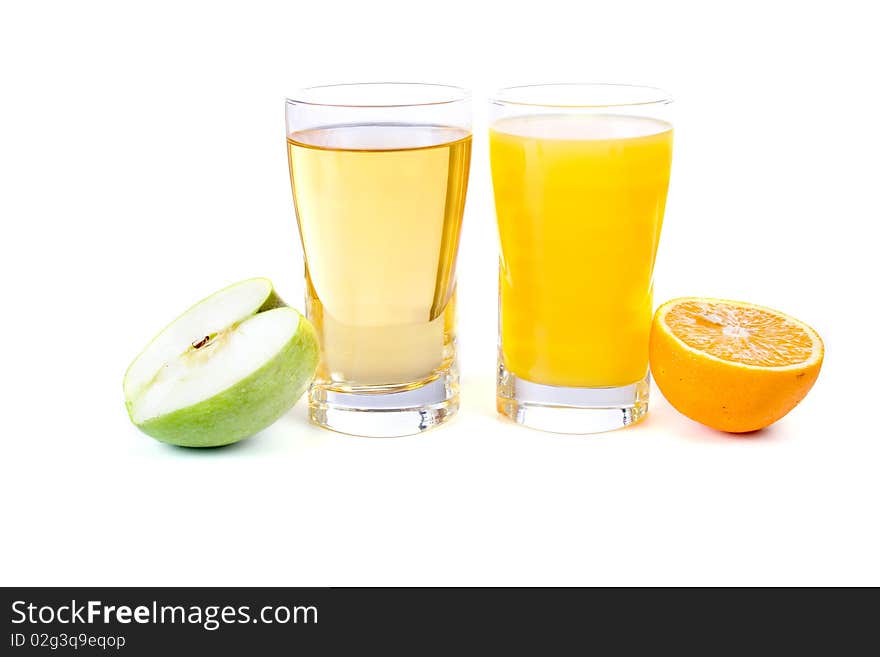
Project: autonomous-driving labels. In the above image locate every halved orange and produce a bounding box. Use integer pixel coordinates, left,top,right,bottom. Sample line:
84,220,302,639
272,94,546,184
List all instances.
650,298,824,433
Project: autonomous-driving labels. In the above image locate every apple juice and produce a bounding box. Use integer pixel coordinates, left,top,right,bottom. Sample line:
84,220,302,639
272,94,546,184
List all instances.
287,124,471,387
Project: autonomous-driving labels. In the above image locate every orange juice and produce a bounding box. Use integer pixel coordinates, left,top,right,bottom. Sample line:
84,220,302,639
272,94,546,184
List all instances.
490,114,673,388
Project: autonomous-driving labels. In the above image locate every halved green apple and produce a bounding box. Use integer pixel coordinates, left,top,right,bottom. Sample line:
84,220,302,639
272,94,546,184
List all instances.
123,278,318,447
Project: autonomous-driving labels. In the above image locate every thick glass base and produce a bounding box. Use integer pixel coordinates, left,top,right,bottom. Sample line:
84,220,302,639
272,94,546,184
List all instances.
309,370,459,437
497,364,649,434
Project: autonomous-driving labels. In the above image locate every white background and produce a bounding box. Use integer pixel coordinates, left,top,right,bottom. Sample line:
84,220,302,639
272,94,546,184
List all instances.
2,0,878,586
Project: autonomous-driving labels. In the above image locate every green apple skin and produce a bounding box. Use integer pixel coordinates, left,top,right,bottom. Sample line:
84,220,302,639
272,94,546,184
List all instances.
134,310,318,448
258,288,286,312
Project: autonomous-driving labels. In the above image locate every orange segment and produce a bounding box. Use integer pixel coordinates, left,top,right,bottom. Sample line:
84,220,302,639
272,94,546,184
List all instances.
662,299,818,367
650,298,823,433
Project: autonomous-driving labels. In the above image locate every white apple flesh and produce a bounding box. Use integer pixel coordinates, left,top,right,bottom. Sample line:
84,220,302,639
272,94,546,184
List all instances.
123,278,319,447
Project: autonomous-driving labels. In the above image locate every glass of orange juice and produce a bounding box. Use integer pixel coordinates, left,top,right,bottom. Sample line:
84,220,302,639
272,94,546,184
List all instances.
490,84,674,433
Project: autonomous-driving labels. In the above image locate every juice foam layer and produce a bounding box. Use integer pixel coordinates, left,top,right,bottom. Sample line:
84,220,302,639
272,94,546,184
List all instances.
491,114,672,141
289,124,470,151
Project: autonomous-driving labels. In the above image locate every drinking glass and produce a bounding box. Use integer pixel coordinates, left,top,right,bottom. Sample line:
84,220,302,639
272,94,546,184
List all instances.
489,84,673,433
286,83,471,436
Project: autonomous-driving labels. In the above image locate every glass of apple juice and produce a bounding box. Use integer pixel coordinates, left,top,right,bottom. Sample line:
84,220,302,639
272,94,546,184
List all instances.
286,83,472,437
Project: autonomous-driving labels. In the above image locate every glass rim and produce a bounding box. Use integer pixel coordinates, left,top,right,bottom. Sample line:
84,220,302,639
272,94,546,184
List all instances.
491,83,673,109
286,82,471,109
